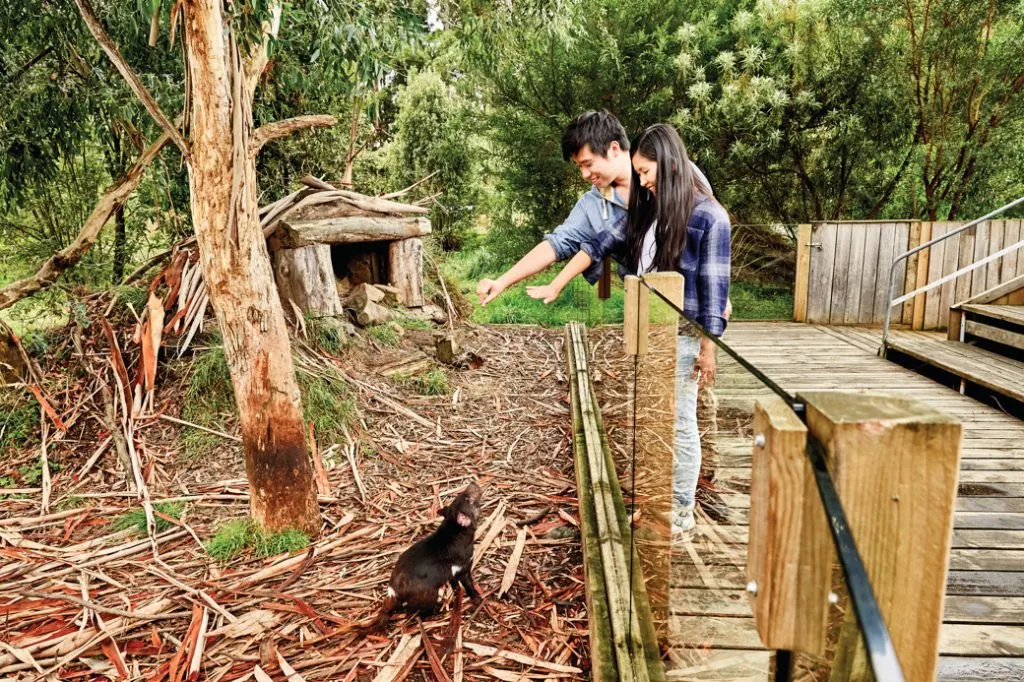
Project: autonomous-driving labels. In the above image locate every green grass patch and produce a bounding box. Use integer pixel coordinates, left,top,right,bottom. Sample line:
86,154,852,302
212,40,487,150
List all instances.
1,397,38,458
297,370,355,443
114,502,185,534
366,323,400,346
206,519,310,562
445,248,794,325
396,314,432,331
180,343,236,462
397,368,449,396
306,315,347,354
730,280,794,321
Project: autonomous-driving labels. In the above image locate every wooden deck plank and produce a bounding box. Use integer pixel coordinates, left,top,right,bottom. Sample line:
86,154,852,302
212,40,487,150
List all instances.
666,322,1024,676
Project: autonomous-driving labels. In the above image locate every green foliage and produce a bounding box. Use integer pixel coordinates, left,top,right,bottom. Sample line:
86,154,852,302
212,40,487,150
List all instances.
114,502,185,535
395,314,431,331
388,69,482,250
206,518,310,562
397,368,449,396
366,324,400,346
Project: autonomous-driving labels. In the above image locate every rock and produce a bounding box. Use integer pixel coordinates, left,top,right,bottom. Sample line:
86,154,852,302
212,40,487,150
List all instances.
434,332,461,364
421,303,447,324
405,330,436,349
335,276,353,300
376,283,405,307
545,525,580,540
344,283,386,310
451,350,485,370
0,335,26,383
352,298,392,327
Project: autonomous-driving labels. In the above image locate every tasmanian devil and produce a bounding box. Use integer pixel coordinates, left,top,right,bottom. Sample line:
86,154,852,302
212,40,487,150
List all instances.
369,482,483,632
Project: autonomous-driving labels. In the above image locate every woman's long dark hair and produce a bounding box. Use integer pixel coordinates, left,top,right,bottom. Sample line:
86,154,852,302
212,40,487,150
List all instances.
626,124,712,274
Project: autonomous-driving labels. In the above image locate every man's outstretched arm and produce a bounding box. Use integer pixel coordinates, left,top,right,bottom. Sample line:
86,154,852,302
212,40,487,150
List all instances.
476,240,558,306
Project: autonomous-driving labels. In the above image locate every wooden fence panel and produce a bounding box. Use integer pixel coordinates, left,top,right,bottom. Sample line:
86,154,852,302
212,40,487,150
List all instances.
970,220,990,298
842,225,869,325
923,223,949,330
892,222,910,325
796,219,1022,330
857,224,883,323
871,222,898,325
806,223,839,324
830,225,854,325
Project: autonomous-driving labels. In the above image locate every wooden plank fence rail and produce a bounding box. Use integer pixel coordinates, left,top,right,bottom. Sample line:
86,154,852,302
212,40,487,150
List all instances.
566,322,664,682
793,220,1024,330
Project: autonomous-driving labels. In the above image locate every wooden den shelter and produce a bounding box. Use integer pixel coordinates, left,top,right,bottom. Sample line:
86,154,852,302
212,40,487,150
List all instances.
264,176,431,319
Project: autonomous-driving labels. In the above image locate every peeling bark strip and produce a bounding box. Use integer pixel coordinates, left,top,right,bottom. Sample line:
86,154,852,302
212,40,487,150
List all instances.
73,0,191,162
0,131,172,311
183,0,319,534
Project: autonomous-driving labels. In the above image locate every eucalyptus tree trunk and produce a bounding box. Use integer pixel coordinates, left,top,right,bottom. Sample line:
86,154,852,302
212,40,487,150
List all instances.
183,1,319,534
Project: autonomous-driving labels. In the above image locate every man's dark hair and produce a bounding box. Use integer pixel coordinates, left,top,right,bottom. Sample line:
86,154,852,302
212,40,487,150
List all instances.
561,110,630,161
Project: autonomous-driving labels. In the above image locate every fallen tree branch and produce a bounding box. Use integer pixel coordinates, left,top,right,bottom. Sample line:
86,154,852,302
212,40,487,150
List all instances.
73,0,190,162
0,130,172,311
249,115,337,157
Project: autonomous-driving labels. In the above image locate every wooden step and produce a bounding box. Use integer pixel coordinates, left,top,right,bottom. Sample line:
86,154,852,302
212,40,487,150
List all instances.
885,331,1024,404
962,304,1024,327
965,319,1024,352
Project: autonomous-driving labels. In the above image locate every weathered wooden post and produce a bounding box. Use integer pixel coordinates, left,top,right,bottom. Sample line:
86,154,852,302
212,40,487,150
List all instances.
746,396,832,656
801,392,961,682
623,272,683,637
746,391,961,681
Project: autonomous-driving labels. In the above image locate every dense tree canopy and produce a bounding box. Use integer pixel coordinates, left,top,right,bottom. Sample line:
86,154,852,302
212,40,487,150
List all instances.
2,0,1023,307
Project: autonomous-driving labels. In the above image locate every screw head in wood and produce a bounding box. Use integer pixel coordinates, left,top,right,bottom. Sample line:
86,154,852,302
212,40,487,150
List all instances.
754,434,766,448
746,580,758,595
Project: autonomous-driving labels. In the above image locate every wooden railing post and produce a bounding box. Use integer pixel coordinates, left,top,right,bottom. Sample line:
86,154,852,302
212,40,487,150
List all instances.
623,273,682,636
799,391,962,682
747,396,832,656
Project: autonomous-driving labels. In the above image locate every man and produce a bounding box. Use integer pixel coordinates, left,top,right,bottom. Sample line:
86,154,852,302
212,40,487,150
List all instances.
476,110,714,303
475,110,729,519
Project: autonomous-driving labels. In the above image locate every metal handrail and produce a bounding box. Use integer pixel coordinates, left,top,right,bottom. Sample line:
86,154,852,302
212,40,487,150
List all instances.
881,195,1024,351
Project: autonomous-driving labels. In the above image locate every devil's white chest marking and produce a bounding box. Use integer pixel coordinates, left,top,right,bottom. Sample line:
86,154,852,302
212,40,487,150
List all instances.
451,565,462,576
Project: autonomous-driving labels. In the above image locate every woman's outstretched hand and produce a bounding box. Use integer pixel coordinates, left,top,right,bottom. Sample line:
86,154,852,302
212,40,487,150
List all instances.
526,284,563,304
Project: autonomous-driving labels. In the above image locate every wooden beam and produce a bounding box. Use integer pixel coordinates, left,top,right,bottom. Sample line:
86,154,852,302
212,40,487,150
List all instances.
272,244,343,317
274,216,431,248
567,323,660,682
800,391,962,682
388,237,425,308
794,224,812,322
746,396,830,656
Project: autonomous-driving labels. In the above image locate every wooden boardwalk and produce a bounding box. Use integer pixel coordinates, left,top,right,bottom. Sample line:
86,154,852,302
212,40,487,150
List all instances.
666,322,1024,681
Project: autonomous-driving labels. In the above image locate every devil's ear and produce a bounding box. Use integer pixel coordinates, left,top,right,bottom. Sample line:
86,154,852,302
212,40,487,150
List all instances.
456,512,472,527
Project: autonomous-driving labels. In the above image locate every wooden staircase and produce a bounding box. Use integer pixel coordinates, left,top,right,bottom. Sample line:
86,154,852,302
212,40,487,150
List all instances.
884,275,1024,408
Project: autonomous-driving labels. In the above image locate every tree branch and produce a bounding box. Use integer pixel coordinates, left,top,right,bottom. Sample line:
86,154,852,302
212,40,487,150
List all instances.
249,115,337,157
0,130,172,311
73,0,191,163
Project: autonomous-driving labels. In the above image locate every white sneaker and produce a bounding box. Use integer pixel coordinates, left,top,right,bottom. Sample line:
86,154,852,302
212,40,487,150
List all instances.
671,506,695,538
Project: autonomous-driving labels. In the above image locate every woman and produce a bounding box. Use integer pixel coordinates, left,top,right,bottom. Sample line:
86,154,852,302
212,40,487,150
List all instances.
527,123,731,535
